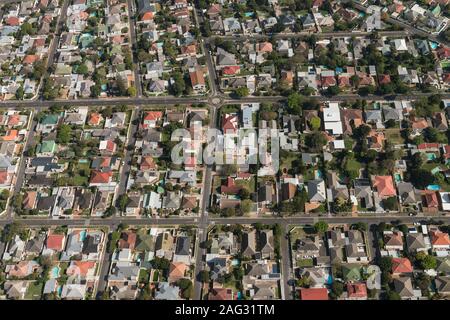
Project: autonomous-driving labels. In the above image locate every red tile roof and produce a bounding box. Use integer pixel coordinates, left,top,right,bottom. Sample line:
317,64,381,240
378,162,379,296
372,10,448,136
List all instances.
392,257,413,274
299,288,329,300
373,175,396,197
46,233,65,251
347,283,367,298
431,230,450,246
90,170,112,184
222,66,241,75
144,111,163,121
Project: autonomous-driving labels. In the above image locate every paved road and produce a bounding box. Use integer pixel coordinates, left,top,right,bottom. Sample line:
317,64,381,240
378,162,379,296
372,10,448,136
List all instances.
1,91,449,109
210,30,411,41
193,105,218,300
280,224,293,300
2,214,450,227
95,224,116,298
126,0,143,97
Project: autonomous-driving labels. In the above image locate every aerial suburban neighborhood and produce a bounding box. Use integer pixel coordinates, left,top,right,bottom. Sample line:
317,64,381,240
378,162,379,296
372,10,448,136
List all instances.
1,0,450,303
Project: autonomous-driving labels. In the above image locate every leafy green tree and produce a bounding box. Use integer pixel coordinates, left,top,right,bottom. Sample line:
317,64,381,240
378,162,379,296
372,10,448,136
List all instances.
415,252,437,270
314,221,328,234
77,64,89,75
234,87,249,98
56,124,72,144
309,116,321,130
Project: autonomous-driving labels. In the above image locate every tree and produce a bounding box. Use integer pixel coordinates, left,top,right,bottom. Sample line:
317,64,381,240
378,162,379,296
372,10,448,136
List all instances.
387,290,401,300
76,64,89,75
222,164,238,176
127,87,137,97
314,221,328,234
305,131,327,151
330,281,344,299
117,195,129,212
409,169,435,189
171,72,186,96
221,207,236,217
287,93,303,115
415,252,437,270
309,116,321,130
116,76,128,96
240,199,253,214
56,124,72,144
1,222,21,243
326,85,340,96
378,256,393,273
234,87,249,98
15,86,24,100
199,270,210,283
383,197,398,211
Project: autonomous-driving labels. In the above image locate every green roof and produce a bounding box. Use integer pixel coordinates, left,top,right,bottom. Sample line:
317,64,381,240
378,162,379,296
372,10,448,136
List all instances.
38,140,56,154
41,114,59,125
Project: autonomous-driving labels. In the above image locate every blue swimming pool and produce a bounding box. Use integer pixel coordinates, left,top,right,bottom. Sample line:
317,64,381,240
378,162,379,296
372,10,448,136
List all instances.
237,292,243,300
427,185,441,191
231,259,240,266
430,41,439,50
51,266,60,278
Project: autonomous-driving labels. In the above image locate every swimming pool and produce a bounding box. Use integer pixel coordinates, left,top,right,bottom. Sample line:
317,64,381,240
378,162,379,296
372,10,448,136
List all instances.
430,41,438,50
51,266,60,279
231,259,240,266
237,292,242,300
394,173,402,183
427,185,441,191
426,153,437,161
316,170,323,179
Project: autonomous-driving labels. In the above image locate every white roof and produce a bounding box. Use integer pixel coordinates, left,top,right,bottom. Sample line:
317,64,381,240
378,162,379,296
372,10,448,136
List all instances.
323,103,341,122
324,122,343,135
393,39,408,51
333,140,345,149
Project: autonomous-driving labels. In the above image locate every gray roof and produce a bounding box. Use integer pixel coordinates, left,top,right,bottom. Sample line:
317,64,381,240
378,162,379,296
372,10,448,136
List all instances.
25,234,46,254
163,191,182,209
175,236,190,256
242,230,256,257
365,110,383,122
394,277,415,297
406,233,426,252
383,107,402,121
397,182,418,204
435,276,450,293
308,179,326,202
109,263,140,281
155,282,180,300
259,230,274,256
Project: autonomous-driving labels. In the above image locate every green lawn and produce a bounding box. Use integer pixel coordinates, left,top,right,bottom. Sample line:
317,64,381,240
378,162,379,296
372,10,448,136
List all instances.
152,270,160,282
280,153,299,171
25,281,43,300
139,269,150,283
296,258,314,268
235,176,256,193
385,128,404,145
345,157,362,172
